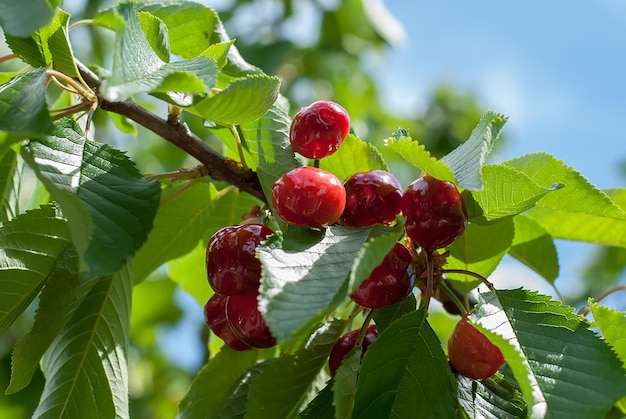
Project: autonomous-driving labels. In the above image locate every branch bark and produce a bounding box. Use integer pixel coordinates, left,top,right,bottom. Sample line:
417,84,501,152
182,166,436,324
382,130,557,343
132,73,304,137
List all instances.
76,61,267,203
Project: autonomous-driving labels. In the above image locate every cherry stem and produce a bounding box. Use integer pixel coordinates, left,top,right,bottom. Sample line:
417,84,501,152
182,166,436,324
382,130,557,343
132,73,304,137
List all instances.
438,279,468,315
577,285,626,317
230,125,249,171
0,53,18,64
313,159,320,168
46,69,95,102
442,269,495,292
420,249,435,312
356,309,375,348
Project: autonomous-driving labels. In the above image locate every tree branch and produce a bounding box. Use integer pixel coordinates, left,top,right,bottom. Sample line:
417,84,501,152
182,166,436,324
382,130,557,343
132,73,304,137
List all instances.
76,61,267,203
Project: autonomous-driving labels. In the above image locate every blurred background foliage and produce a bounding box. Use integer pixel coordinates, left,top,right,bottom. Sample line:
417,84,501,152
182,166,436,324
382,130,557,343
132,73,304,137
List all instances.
0,0,623,417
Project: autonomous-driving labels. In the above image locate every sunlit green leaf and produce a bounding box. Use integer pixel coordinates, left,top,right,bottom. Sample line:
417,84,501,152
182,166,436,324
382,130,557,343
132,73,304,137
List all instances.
245,320,345,418
352,309,458,418
0,0,56,38
457,374,527,419
589,301,626,369
259,226,371,341
441,110,507,191
0,204,71,338
505,153,626,247
508,214,559,283
34,263,132,418
22,119,161,277
320,134,388,182
471,289,626,419
138,11,170,63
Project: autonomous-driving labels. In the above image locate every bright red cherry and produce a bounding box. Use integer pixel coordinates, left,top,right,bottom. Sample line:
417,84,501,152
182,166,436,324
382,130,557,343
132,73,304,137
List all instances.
350,242,414,309
401,175,467,250
271,166,346,228
203,294,251,351
447,313,505,379
206,224,274,295
328,324,378,377
226,293,277,349
341,170,403,227
289,101,350,159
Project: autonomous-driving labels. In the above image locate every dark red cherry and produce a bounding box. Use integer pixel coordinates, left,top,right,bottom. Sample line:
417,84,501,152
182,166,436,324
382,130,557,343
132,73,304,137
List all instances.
401,175,467,250
271,166,346,228
226,293,277,349
341,170,403,227
206,224,274,295
447,313,505,379
350,242,413,308
289,101,350,159
203,294,251,351
328,324,378,377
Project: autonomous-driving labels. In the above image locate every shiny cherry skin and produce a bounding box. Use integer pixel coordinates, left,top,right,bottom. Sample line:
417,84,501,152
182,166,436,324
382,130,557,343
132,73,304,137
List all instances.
328,324,378,377
350,242,414,309
341,170,403,227
203,294,251,351
289,101,350,159
447,313,505,379
272,166,346,228
401,175,467,250
226,293,277,349
206,224,274,295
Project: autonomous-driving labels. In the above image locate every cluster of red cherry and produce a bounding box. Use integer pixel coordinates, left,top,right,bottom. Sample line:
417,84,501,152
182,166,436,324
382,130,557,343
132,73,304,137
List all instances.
203,101,504,380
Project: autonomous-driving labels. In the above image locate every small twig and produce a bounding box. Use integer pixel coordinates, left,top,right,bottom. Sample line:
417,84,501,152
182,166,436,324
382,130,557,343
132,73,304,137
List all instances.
578,285,626,317
50,102,92,120
356,309,376,348
230,125,248,171
0,53,18,65
46,69,96,102
442,269,495,292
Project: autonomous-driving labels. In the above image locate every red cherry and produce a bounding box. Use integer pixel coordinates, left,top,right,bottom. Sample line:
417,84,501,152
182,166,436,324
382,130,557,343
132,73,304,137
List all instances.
289,101,350,159
341,170,403,228
203,294,251,351
350,242,414,308
447,313,505,379
206,224,274,295
226,293,277,349
271,166,346,228
328,324,378,377
401,175,467,250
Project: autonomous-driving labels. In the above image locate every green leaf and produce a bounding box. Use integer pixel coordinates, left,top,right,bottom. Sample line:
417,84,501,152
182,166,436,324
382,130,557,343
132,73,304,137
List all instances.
132,182,221,283
508,214,559,283
191,75,281,126
258,226,371,341
441,110,507,191
0,204,72,338
372,293,417,334
332,348,361,419
130,277,181,343
298,380,335,419
352,309,458,418
21,119,161,277
98,3,218,102
0,148,22,223
178,347,259,419
33,263,132,419
245,320,346,418
138,11,170,63
456,374,527,419
463,164,562,223
505,153,626,247
347,221,405,294
5,9,80,78
446,218,515,290
320,134,388,181
471,289,626,419
0,68,53,149
589,302,626,369
384,128,455,182
212,363,270,419
7,246,96,394
0,0,56,37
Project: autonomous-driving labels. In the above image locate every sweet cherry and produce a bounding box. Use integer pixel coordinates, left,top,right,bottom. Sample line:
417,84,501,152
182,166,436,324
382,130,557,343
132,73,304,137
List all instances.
341,170,403,227
447,313,505,379
401,175,467,250
289,101,350,159
328,324,378,377
272,166,346,228
350,242,414,308
226,293,277,349
206,224,274,295
203,294,251,351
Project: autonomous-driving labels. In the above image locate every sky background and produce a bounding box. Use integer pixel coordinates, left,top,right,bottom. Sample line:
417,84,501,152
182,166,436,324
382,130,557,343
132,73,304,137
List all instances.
161,0,626,371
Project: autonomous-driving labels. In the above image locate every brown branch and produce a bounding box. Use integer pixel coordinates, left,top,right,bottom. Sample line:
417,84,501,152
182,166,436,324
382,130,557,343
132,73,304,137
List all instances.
75,61,267,203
